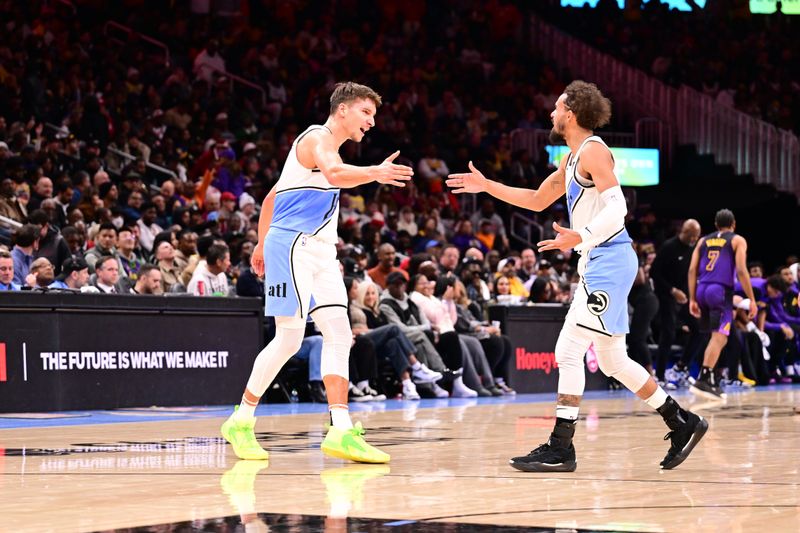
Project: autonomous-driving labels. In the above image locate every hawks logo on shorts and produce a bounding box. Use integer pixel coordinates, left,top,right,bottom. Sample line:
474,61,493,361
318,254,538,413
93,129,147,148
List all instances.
587,290,610,316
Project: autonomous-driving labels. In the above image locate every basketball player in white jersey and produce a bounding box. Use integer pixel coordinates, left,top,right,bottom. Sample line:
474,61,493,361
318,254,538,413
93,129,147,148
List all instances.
221,82,413,464
447,81,707,471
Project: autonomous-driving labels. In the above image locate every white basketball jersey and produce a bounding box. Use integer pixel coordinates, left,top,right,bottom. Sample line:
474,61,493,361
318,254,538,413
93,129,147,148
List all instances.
270,125,340,244
564,135,630,249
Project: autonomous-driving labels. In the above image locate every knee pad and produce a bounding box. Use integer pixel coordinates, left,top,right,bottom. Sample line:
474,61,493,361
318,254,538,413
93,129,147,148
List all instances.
312,306,352,379
555,324,592,396
593,334,650,391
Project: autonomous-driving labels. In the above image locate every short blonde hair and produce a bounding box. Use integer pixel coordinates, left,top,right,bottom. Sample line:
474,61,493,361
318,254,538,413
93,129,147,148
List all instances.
329,82,382,115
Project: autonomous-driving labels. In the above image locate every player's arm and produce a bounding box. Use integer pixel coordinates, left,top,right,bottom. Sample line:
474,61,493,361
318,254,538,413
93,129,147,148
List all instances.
446,156,567,212
306,132,412,189
250,185,276,277
537,143,625,253
733,235,758,319
569,143,627,252
687,237,703,318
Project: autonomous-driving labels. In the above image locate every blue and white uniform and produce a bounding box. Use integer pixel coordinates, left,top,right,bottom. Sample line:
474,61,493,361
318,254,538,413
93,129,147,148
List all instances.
564,136,636,336
264,125,346,318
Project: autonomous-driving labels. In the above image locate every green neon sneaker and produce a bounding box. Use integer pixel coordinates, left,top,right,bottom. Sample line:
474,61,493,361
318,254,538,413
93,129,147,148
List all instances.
221,410,269,460
321,422,390,464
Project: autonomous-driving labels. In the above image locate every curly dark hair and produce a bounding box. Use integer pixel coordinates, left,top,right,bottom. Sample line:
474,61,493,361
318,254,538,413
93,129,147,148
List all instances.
564,81,612,130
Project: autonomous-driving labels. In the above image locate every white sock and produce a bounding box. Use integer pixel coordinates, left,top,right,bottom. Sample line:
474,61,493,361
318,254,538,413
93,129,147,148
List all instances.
356,379,370,391
330,407,353,429
644,386,669,410
402,378,413,387
235,401,257,421
411,361,422,370
496,377,506,385
555,405,579,421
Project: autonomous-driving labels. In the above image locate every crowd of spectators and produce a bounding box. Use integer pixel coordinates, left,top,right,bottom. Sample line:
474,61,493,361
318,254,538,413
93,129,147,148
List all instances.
0,2,797,400
542,1,800,134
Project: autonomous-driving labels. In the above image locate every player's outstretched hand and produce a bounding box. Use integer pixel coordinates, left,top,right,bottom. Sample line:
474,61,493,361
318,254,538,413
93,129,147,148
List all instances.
446,161,488,194
537,222,581,253
374,150,413,187
251,243,265,278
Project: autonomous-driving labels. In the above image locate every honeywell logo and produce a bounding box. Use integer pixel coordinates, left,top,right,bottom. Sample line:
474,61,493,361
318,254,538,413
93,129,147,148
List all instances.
515,348,558,374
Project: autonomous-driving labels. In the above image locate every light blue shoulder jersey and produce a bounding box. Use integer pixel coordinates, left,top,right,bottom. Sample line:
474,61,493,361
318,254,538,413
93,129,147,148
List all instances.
270,125,340,244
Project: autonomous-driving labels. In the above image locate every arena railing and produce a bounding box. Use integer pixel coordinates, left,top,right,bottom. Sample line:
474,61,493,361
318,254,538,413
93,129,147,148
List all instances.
0,214,23,230
103,21,171,67
206,65,267,108
530,14,800,198
105,147,178,184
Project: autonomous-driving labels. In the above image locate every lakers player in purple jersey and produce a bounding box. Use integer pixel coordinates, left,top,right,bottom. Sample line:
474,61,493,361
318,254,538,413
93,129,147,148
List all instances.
688,209,757,400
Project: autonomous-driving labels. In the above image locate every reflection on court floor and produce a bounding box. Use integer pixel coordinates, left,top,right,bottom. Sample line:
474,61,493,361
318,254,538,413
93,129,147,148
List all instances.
1,387,798,532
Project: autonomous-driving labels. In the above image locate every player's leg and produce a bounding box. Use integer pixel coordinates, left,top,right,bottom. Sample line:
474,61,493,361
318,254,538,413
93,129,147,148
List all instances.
593,334,708,469
311,250,389,463
509,323,592,472
221,316,306,460
691,284,730,400
222,228,312,460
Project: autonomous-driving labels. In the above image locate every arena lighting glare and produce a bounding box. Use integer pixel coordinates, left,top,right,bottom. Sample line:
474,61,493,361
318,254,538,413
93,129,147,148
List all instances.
560,0,707,10
750,0,800,13
545,145,660,186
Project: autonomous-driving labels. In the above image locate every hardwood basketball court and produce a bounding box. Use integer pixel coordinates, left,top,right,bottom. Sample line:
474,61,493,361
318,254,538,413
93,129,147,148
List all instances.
1,387,798,532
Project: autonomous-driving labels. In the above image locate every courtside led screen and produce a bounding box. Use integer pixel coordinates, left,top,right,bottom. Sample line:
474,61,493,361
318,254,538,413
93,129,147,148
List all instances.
545,146,660,187
560,0,799,13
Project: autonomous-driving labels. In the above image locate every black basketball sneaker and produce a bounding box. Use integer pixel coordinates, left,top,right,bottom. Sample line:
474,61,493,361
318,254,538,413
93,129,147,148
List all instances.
510,421,577,472
690,374,727,400
660,410,708,469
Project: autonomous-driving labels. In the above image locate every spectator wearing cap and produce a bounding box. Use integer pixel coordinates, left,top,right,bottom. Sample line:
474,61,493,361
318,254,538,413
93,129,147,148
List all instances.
136,202,164,254
0,250,20,291
28,209,71,276
0,177,26,223
11,223,40,285
367,243,409,289
234,193,257,230
212,149,246,199
131,264,163,295
216,191,238,232
49,256,90,290
495,257,529,298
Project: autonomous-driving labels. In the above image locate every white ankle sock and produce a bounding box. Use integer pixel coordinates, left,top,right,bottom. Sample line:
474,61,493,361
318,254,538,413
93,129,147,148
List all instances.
236,402,256,421
555,405,579,421
644,387,669,410
330,407,353,429
356,379,370,391
411,361,422,370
